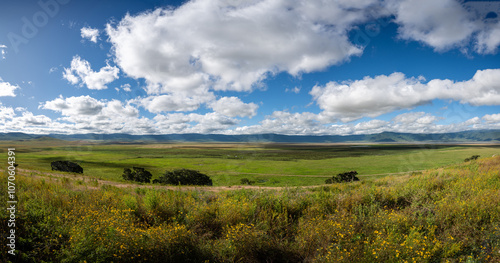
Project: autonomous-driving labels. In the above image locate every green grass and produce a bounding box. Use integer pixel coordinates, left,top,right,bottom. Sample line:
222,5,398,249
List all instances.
2,156,500,262
2,141,500,186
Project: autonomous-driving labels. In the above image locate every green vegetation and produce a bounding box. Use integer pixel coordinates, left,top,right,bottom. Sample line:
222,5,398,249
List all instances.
122,167,153,183
464,155,480,162
2,140,500,186
153,169,213,186
325,171,359,184
50,160,83,173
3,156,500,262
240,178,255,185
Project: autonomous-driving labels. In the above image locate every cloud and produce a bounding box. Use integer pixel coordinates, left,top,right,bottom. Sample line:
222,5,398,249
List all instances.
16,92,500,135
42,95,139,119
63,55,119,90
103,0,500,100
386,0,500,53
137,92,215,113
233,111,327,135
0,105,16,120
16,112,52,126
105,0,385,94
230,110,497,136
81,27,100,43
482,113,500,124
38,94,246,134
387,0,476,51
310,69,500,121
392,112,439,125
42,95,104,116
210,96,258,118
285,87,301,94
154,112,238,134
0,45,6,59
475,21,500,54
310,72,428,121
121,84,132,92
353,119,389,133
40,95,149,134
0,78,19,97
101,99,139,118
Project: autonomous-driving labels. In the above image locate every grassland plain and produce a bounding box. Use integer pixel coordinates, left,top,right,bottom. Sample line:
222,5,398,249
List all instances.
1,140,500,186
2,154,500,262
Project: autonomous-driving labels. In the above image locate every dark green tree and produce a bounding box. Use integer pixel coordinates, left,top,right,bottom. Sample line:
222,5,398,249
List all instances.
51,161,83,173
122,167,153,183
464,155,480,162
325,171,359,184
240,178,255,185
153,169,212,186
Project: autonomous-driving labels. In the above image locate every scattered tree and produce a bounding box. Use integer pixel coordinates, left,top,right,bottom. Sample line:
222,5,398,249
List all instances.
464,155,480,162
153,169,212,186
240,178,255,185
325,171,359,184
122,167,153,183
51,161,83,173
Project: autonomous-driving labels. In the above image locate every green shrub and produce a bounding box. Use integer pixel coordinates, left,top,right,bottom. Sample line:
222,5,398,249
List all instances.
153,169,212,186
464,155,480,162
240,178,255,185
325,171,359,184
122,167,153,183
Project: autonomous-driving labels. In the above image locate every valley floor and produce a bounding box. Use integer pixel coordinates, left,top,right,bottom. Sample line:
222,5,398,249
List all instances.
2,156,500,262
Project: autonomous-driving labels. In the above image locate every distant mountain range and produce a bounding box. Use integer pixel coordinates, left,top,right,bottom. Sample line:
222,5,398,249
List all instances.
2,130,500,143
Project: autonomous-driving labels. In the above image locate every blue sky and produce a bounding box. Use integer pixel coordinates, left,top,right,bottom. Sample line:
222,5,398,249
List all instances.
1,0,500,135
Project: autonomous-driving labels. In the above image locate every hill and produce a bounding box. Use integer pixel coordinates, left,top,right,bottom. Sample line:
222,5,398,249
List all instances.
1,130,500,143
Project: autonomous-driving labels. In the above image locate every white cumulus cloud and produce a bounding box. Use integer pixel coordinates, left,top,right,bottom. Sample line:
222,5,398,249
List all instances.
210,97,258,118
310,68,500,121
121,84,132,92
0,78,19,97
0,45,6,59
387,0,476,51
386,0,500,53
137,92,215,113
42,95,105,116
105,0,385,94
63,56,119,90
154,112,239,134
482,113,500,124
81,27,100,43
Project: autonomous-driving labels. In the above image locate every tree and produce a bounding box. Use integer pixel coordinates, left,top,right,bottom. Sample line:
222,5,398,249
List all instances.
51,161,83,173
325,171,359,184
122,167,153,183
240,178,255,185
464,155,480,162
153,169,212,186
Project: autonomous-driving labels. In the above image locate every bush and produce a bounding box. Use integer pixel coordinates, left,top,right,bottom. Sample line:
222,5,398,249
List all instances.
464,155,480,162
51,161,83,173
325,171,359,184
122,167,153,183
240,178,255,185
153,169,212,186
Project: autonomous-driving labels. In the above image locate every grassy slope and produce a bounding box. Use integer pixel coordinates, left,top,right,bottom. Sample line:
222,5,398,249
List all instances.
2,156,500,262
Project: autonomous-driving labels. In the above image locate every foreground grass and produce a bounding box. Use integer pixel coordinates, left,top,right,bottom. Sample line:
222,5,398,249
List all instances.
2,157,500,262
